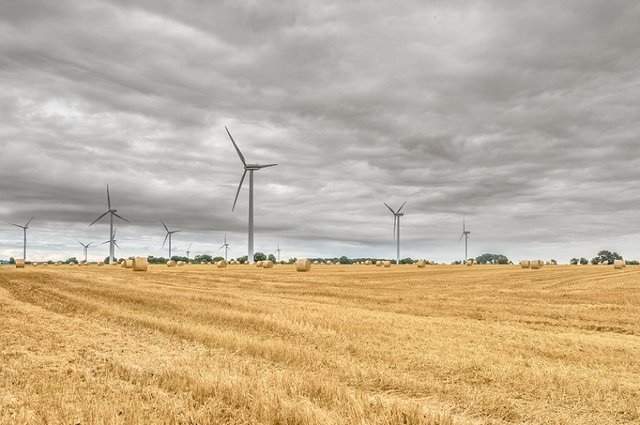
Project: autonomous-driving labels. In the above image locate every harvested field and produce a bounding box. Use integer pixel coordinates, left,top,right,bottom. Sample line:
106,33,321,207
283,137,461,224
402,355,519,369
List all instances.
1,264,639,424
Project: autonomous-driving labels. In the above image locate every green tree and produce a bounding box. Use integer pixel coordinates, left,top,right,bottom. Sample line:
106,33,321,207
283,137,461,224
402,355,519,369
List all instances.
580,258,588,265
254,252,267,262
594,250,622,265
570,258,579,265
237,256,248,264
399,257,414,264
475,253,509,265
339,256,350,264
267,254,277,262
9,257,15,264
65,257,78,264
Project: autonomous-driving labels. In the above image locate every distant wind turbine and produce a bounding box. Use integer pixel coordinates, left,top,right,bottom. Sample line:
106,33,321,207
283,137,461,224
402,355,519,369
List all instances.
101,229,120,250
186,243,192,260
218,234,230,261
77,240,94,263
384,202,406,265
9,217,33,261
90,185,130,264
458,216,471,262
274,241,282,262
225,126,278,263
161,220,180,259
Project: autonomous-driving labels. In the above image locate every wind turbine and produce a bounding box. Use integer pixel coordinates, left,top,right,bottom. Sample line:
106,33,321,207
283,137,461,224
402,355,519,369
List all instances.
9,217,33,260
185,243,192,260
274,241,282,262
161,220,180,259
218,234,230,261
458,216,471,262
90,185,130,264
101,229,120,251
78,240,94,263
384,202,406,265
225,126,277,263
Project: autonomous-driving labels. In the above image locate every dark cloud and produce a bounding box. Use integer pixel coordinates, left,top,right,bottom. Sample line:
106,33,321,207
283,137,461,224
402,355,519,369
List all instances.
1,0,640,262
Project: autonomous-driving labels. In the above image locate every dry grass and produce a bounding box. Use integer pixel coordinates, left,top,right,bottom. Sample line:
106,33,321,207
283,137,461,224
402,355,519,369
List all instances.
1,264,639,424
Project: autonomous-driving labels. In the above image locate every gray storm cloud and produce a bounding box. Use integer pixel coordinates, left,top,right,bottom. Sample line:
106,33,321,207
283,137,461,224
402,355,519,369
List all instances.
1,0,639,263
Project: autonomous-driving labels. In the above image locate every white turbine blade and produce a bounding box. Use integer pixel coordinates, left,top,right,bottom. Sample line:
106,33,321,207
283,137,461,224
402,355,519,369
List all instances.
458,233,464,244
89,211,109,226
162,232,169,247
218,245,225,250
87,242,94,247
232,169,248,211
107,185,111,210
225,126,247,166
161,219,169,232
9,223,23,228
25,217,34,227
78,240,84,247
383,202,395,214
257,163,278,169
397,202,407,213
114,241,120,250
112,212,130,223
101,240,110,245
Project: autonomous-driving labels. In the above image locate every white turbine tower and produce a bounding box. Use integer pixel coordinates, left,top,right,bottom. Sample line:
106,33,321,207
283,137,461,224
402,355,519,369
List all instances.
90,185,129,264
384,202,406,265
458,216,471,262
161,220,180,259
78,240,94,263
185,243,192,260
101,228,120,253
225,126,277,264
274,241,282,262
9,216,33,261
218,234,230,261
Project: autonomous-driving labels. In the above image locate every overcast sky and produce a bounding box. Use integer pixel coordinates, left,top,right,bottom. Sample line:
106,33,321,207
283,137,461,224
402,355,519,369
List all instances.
1,1,639,263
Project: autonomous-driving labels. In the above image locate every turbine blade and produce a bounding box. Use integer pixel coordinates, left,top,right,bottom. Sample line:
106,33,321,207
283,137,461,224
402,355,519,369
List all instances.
112,212,130,223
89,211,109,226
114,241,120,249
9,223,23,228
25,217,34,227
458,233,464,244
397,202,407,213
101,240,109,245
218,245,225,250
172,230,181,234
78,240,84,247
87,242,94,247
107,185,111,210
232,169,248,211
225,126,246,166
162,232,169,248
257,163,278,169
383,202,395,214
161,219,168,232
393,216,397,240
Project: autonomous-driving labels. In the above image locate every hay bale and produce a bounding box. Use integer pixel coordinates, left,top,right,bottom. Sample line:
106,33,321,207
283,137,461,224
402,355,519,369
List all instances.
15,259,25,269
262,260,274,268
217,260,228,269
614,259,625,269
376,260,383,267
416,260,426,268
177,261,185,266
383,260,391,268
325,260,332,265
530,260,544,269
519,260,531,269
466,260,473,266
364,260,372,265
132,257,148,271
167,260,177,267
97,262,104,266
120,260,126,267
256,261,263,267
296,258,311,272
124,259,133,268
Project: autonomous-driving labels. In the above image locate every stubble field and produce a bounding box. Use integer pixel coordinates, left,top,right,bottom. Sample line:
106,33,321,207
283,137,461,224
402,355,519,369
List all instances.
1,264,639,425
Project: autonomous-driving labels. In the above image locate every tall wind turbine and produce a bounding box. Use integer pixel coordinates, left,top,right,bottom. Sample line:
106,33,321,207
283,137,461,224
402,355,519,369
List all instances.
218,234,230,261
161,220,180,259
9,217,33,260
384,202,406,265
78,240,94,263
90,185,129,264
185,243,192,260
458,216,471,262
225,126,277,263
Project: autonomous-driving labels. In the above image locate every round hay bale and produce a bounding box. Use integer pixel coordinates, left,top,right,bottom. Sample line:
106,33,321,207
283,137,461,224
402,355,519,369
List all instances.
167,260,177,267
416,260,426,268
177,261,185,266
466,260,473,266
97,262,104,266
217,260,228,269
519,260,531,269
530,260,544,269
383,261,391,268
120,260,126,267
124,259,133,269
364,260,372,265
256,261,263,267
325,260,332,265
614,259,625,269
376,260,383,267
262,260,274,269
132,257,148,272
296,258,311,272
313,260,319,265
15,259,25,269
